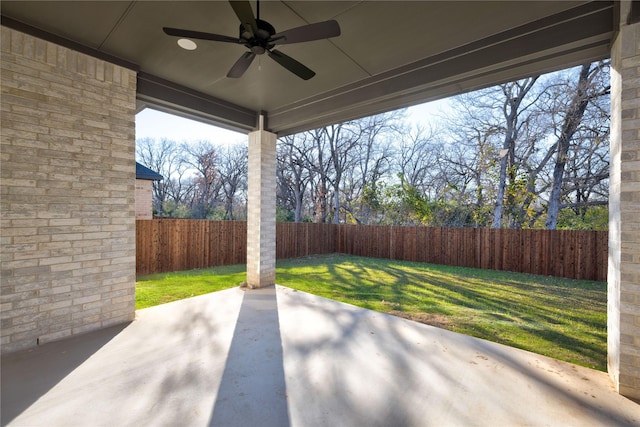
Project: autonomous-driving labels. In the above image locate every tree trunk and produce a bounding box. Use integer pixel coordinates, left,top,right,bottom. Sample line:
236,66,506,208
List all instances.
333,183,341,224
293,187,303,223
546,64,591,230
491,78,538,228
492,154,508,228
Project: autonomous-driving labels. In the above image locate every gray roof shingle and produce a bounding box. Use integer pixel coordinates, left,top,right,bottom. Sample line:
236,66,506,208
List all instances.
136,162,163,181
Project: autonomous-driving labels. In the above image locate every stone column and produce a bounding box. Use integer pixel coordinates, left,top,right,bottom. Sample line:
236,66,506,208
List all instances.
1,27,136,353
609,1,640,400
246,121,277,288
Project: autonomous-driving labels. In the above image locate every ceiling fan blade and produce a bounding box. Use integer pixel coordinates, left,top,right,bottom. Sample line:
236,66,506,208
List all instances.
229,1,258,38
163,27,240,44
271,20,341,45
227,52,256,78
268,49,315,80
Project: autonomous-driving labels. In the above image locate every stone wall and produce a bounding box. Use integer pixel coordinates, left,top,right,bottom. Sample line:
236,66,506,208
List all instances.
1,27,137,353
609,18,640,399
135,179,153,220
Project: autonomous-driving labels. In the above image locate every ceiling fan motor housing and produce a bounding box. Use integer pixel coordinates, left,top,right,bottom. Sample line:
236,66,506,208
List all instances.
241,19,276,55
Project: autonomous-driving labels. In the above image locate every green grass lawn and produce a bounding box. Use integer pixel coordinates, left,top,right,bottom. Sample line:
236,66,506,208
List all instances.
136,254,607,371
136,264,247,308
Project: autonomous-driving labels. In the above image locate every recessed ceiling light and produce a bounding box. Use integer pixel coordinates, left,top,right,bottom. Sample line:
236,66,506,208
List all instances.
177,39,197,50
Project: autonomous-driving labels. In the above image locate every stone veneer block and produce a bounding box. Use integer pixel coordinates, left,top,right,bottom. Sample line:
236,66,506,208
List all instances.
1,26,137,353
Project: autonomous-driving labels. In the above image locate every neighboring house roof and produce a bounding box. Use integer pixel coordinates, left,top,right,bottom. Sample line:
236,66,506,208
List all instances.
136,162,163,181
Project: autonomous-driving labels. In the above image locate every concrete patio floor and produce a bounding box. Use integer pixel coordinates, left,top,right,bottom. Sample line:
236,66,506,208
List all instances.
2,285,639,427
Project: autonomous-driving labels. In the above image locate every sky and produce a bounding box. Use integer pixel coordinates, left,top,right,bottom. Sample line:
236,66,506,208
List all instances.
135,109,248,145
135,99,450,144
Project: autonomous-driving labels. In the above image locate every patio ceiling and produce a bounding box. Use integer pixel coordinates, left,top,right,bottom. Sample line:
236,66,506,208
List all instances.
1,1,615,136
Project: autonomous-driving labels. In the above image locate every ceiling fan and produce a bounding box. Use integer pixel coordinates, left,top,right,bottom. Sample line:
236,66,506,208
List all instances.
163,0,341,80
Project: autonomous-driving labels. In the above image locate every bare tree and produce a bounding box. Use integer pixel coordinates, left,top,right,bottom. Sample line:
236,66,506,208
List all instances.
306,128,333,223
345,112,401,224
136,138,190,216
217,144,248,220
180,141,222,218
277,133,314,222
440,82,539,228
544,61,610,229
397,124,441,191
139,62,609,229
491,77,541,228
322,122,360,224
437,62,609,229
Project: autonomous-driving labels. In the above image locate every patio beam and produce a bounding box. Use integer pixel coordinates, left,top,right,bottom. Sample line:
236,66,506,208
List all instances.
136,73,257,134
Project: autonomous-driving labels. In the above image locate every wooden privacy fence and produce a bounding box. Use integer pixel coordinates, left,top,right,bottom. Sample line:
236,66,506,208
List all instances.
136,219,247,275
136,220,336,276
136,220,608,281
335,225,607,281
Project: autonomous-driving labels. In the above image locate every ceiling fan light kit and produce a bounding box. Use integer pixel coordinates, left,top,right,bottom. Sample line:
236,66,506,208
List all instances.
163,0,341,80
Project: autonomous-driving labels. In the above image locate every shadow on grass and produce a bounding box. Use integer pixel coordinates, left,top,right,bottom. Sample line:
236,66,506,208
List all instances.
276,254,607,370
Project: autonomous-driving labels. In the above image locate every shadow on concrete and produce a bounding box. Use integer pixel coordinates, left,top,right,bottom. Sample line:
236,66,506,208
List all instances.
2,286,638,426
276,287,640,426
475,338,640,426
209,286,290,427
0,323,129,426
278,288,429,426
